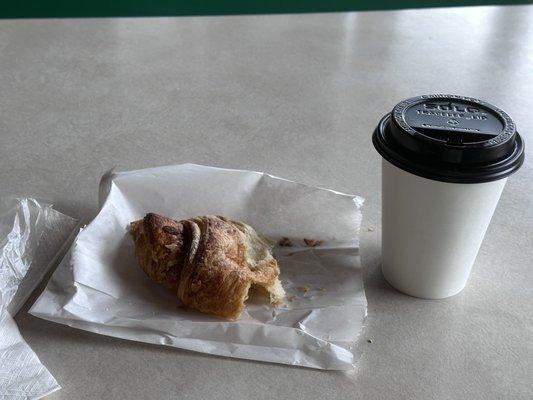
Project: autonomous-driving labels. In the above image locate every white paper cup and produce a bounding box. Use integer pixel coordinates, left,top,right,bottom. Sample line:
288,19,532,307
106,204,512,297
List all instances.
382,159,506,298
373,95,525,299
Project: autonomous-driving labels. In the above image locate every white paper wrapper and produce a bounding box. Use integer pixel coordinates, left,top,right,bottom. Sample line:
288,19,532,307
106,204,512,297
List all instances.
1,197,79,400
30,164,366,370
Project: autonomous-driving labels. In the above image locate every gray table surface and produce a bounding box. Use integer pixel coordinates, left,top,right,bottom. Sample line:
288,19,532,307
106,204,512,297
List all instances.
1,5,532,400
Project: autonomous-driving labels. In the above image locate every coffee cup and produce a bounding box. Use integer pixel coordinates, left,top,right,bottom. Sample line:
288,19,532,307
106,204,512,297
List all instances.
373,95,525,299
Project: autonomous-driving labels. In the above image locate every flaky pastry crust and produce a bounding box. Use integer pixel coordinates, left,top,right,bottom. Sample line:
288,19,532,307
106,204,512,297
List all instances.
129,214,284,320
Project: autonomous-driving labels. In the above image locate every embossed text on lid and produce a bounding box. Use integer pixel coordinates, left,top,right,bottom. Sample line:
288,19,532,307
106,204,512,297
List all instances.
372,94,525,183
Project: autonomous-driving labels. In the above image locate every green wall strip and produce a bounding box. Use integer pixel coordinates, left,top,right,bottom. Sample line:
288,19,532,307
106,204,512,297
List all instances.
1,0,531,19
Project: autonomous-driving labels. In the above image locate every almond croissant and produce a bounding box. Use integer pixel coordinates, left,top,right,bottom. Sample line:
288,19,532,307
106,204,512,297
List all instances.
129,213,285,320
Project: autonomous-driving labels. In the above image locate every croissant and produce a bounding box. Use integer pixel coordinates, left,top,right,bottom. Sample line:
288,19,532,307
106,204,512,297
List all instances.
129,213,285,320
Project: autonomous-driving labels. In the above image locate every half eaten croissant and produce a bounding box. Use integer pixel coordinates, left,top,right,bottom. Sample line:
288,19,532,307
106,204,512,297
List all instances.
129,213,285,320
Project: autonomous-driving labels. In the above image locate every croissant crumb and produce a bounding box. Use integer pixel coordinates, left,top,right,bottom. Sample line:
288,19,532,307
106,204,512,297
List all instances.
303,238,323,247
277,237,293,247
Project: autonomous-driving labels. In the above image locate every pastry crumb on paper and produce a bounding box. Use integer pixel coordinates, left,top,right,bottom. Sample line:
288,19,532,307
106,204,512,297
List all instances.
277,237,293,247
303,238,323,247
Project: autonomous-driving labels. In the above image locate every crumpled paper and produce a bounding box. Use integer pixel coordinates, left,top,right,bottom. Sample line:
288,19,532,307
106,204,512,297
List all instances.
0,317,59,400
30,164,366,370
0,197,79,400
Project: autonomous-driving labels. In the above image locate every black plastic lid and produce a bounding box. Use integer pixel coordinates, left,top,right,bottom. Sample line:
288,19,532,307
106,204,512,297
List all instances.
372,94,525,183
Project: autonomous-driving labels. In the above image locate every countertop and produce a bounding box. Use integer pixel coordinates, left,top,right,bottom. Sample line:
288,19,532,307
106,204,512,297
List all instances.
1,6,532,399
